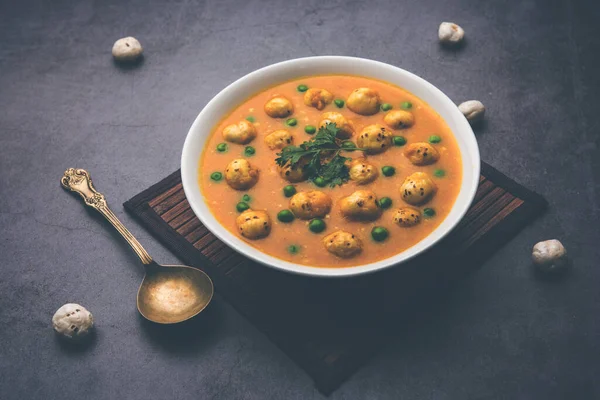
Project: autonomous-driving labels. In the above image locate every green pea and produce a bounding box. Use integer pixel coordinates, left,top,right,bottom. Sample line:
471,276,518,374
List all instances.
283,185,296,197
381,103,393,112
236,202,250,212
286,118,297,127
371,227,389,242
393,136,407,146
429,135,442,144
288,244,300,254
308,218,326,233
244,146,256,156
401,101,413,109
378,197,392,209
341,141,357,151
210,172,222,181
246,116,256,123
297,84,308,92
423,208,436,218
433,169,446,178
304,125,316,134
381,166,396,177
314,177,326,187
277,209,295,223
216,143,228,152
334,99,345,108
242,194,251,202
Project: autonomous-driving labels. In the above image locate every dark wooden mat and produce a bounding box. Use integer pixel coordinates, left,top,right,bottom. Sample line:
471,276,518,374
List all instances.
124,162,547,395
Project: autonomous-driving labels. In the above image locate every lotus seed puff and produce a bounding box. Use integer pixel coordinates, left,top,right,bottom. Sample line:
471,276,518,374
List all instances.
438,22,465,44
112,37,143,62
532,239,568,274
52,303,94,340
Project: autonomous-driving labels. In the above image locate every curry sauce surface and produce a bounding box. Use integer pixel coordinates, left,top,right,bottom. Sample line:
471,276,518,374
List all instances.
199,75,462,267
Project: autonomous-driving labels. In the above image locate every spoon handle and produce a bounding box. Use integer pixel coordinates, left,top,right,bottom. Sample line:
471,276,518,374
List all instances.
61,168,153,265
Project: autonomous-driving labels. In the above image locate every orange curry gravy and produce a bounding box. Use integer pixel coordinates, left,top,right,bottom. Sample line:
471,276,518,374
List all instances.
199,75,462,268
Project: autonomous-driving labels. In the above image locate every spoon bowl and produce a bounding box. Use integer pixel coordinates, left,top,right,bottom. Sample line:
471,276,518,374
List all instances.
137,263,214,324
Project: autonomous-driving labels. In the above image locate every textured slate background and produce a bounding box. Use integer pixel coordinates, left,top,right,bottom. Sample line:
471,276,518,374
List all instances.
1,0,599,399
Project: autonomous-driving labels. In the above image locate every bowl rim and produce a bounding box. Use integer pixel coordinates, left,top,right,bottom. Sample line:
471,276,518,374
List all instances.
181,56,480,278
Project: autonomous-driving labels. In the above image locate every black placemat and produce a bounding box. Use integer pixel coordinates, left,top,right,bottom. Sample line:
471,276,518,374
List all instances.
124,162,547,395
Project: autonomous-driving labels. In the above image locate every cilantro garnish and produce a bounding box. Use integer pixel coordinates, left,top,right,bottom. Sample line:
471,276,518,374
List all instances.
275,123,364,187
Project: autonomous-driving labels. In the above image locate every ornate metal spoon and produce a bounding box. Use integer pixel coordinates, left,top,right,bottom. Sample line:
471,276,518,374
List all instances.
61,168,213,324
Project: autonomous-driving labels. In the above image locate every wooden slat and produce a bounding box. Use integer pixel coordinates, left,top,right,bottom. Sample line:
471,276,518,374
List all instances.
176,216,202,237
148,183,183,207
152,189,186,215
461,197,524,250
185,224,210,243
455,186,507,229
207,246,244,267
169,208,196,230
452,192,518,248
161,199,190,224
473,179,496,203
202,239,228,259
193,233,220,252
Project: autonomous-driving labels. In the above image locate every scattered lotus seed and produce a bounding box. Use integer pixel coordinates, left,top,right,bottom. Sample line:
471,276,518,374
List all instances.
438,22,465,45
112,37,143,62
52,303,94,340
458,100,486,124
532,239,568,274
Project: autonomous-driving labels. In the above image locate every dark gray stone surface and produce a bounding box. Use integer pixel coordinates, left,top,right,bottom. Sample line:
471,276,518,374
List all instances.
1,0,599,398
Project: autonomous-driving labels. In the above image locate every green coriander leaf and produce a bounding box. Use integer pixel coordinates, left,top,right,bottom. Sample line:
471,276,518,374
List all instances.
275,145,310,167
274,123,367,187
319,153,351,187
305,152,322,177
310,123,339,148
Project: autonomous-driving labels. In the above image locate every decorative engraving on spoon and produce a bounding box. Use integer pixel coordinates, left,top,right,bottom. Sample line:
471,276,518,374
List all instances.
61,168,152,265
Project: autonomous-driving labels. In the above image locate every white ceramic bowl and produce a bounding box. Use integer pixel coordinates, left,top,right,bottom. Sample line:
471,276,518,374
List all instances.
181,56,480,278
